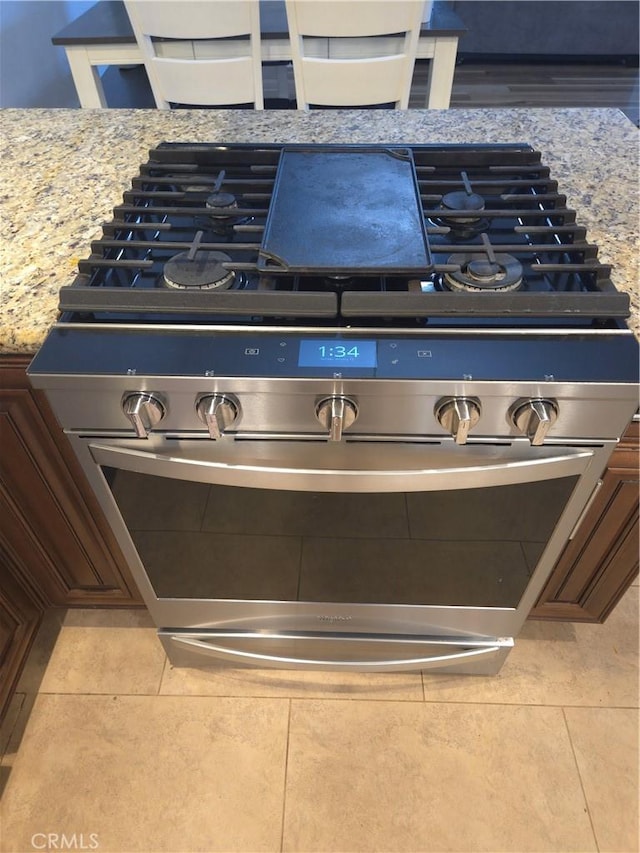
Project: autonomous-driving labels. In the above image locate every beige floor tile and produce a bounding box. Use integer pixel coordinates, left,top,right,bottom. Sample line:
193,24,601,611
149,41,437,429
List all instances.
283,700,596,852
0,693,35,804
422,586,639,707
37,610,166,696
161,660,424,701
0,693,289,853
565,707,640,853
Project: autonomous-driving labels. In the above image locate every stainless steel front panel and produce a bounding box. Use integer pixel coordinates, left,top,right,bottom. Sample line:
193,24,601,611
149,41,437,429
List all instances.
160,631,514,675
36,375,638,441
66,432,612,649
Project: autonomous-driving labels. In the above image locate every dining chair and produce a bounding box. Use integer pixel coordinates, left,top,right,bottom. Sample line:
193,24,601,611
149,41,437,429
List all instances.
284,0,425,109
124,0,264,109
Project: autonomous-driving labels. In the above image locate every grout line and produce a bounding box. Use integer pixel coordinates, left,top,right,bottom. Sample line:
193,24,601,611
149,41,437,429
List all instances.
34,689,423,702
279,698,293,853
30,689,640,709
562,707,600,853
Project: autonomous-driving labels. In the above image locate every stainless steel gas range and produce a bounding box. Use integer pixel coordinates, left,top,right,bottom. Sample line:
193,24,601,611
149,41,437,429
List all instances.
28,142,639,675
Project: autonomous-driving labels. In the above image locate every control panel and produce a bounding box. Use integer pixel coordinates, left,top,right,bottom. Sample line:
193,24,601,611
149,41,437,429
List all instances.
32,326,640,384
30,327,639,444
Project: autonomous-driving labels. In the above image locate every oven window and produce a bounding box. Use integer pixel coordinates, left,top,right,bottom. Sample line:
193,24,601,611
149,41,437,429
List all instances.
103,468,578,608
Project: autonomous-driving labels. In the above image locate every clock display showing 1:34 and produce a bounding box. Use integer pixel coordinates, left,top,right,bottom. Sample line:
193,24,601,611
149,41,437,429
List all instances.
298,339,377,368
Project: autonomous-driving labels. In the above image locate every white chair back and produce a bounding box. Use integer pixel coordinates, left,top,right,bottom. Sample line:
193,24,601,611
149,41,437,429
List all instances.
285,0,424,109
124,0,264,109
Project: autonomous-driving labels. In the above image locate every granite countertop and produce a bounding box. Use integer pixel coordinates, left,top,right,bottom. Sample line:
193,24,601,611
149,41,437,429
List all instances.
1,107,638,354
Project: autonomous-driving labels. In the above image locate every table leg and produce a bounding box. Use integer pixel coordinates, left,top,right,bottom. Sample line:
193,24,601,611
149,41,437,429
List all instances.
425,36,458,109
65,46,108,108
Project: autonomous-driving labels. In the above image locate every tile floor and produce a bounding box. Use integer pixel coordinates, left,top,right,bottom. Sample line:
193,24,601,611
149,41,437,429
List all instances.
1,583,638,853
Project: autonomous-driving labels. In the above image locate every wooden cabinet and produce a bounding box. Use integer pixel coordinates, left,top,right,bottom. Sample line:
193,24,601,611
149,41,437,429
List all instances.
0,542,45,723
0,355,143,608
0,354,145,722
530,420,639,621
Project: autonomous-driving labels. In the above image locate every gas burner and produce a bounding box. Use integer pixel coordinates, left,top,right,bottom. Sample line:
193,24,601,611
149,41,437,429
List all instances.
163,249,236,291
201,171,252,236
167,171,246,234
201,189,246,236
440,189,485,222
204,170,241,222
433,172,488,237
444,251,523,293
205,191,240,218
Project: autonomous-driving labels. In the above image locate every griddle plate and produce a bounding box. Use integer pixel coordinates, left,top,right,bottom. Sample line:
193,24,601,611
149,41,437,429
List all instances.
258,147,431,274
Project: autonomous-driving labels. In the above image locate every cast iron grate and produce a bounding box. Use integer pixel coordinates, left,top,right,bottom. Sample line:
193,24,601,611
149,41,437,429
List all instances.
58,142,629,325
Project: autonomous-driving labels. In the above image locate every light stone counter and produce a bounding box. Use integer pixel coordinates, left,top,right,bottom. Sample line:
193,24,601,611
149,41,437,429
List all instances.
1,107,638,354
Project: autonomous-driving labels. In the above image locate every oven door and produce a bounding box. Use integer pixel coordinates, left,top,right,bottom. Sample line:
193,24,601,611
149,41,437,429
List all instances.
82,437,606,659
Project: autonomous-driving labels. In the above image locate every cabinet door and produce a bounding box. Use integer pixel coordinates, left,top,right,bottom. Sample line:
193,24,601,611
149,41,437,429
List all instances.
530,421,639,621
0,357,143,606
0,543,43,724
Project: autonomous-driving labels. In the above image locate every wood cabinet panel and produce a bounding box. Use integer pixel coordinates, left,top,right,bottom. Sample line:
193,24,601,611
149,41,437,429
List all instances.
0,606,17,669
0,355,143,606
0,543,43,724
0,354,144,723
1,389,104,591
530,421,639,621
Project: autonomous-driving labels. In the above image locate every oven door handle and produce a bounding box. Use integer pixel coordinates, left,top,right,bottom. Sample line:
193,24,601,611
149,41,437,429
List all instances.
167,633,514,672
89,441,596,493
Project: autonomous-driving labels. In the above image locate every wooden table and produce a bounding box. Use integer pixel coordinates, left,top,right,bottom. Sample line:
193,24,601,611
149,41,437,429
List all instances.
52,0,466,109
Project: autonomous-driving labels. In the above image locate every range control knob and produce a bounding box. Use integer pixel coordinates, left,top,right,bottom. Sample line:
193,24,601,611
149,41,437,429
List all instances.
316,396,358,442
122,392,166,438
435,397,481,445
512,398,558,446
196,394,239,439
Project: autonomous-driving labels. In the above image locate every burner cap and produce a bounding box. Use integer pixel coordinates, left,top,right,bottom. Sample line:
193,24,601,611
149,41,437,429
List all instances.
441,190,485,213
439,190,484,231
444,252,523,292
163,250,236,291
466,258,503,281
206,191,239,217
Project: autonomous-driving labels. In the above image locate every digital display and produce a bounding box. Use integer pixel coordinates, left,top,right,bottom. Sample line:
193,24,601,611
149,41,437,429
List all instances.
298,339,377,368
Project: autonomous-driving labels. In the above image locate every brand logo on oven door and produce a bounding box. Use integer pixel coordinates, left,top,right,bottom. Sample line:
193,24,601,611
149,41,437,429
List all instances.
317,615,352,623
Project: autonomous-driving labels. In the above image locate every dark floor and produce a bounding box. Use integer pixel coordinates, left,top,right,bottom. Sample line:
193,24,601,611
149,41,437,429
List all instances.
418,58,640,124
105,58,639,123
